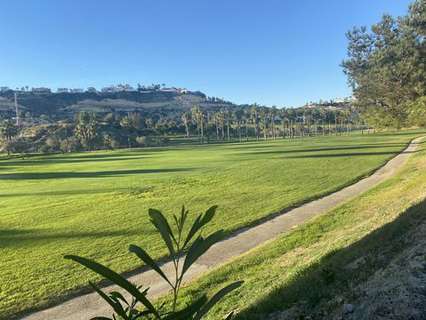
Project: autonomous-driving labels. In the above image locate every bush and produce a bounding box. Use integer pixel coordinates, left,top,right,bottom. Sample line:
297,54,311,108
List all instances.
110,138,121,149
60,137,81,153
136,136,148,147
407,97,426,127
103,134,122,150
4,138,32,156
136,136,170,147
38,144,51,154
45,136,60,151
65,205,242,319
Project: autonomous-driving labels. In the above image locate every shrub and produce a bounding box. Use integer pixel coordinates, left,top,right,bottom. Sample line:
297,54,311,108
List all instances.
65,205,242,319
5,138,32,156
60,137,81,153
110,138,121,149
45,136,60,151
407,97,426,127
136,136,170,147
38,144,51,154
136,136,148,147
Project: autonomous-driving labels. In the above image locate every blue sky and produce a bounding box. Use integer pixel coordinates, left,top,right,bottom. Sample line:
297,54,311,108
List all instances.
0,0,412,107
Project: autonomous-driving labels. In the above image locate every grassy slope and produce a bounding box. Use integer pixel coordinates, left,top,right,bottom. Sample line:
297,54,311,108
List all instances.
174,138,426,319
0,131,422,318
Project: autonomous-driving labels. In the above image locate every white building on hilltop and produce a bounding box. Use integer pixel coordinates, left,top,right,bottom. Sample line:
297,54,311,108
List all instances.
70,88,84,93
116,84,135,92
32,87,51,94
101,86,117,93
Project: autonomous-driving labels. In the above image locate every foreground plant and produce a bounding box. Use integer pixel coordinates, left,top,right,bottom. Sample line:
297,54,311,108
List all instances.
65,205,242,319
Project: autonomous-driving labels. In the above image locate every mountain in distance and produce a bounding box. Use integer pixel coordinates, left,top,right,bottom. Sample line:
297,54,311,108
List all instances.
0,85,354,120
0,86,236,118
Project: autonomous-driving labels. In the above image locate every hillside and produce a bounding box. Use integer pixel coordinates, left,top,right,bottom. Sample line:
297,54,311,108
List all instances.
0,89,235,118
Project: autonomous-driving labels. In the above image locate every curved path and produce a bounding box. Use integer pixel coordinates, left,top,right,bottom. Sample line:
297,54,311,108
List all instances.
21,136,424,320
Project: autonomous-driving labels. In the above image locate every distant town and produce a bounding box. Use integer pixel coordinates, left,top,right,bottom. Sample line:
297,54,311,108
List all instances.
0,84,353,111
0,84,189,95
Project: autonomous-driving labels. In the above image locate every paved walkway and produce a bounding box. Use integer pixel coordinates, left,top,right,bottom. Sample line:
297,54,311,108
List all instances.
21,137,424,320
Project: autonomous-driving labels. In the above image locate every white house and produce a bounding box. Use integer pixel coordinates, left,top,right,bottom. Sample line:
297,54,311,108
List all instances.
101,86,117,93
70,88,84,93
116,84,135,92
160,87,179,93
32,87,51,94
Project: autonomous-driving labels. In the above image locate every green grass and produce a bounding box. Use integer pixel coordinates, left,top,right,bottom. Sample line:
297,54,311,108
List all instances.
174,136,426,319
0,131,423,318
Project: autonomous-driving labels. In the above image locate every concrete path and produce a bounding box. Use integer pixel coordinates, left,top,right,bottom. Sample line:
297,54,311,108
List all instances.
21,137,424,320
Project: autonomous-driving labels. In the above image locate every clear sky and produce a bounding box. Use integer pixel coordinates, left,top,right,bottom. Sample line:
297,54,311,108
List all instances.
0,0,412,107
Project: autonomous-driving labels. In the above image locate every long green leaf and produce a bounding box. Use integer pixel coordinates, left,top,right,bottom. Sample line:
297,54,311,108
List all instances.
181,230,224,277
194,281,243,320
89,282,126,319
183,215,202,249
183,206,217,248
109,291,129,306
180,206,188,234
199,205,218,227
162,296,207,320
149,208,176,256
65,255,160,319
129,245,172,287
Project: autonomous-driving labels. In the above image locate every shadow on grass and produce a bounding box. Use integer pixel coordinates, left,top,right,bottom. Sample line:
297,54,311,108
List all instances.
373,130,426,137
230,142,407,152
0,228,139,249
285,150,417,159
0,167,194,180
0,187,127,197
235,198,426,319
0,155,151,167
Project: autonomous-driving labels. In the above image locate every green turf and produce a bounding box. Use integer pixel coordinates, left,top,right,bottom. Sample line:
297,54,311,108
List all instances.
173,136,426,319
0,131,423,318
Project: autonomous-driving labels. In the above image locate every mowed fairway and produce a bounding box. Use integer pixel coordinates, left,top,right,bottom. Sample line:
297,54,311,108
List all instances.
0,131,422,318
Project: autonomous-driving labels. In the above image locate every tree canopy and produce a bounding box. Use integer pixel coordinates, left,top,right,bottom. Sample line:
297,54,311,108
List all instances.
342,0,425,128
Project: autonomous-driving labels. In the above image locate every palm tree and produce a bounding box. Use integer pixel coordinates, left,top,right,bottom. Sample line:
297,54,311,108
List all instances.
181,112,191,138
270,107,278,139
280,109,289,139
259,107,268,140
234,109,244,142
0,120,18,141
243,108,251,141
75,112,98,150
224,108,231,141
216,110,225,140
212,112,219,140
191,106,204,143
250,104,260,140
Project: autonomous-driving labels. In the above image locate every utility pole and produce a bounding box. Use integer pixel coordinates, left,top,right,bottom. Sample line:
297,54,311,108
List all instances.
14,92,20,126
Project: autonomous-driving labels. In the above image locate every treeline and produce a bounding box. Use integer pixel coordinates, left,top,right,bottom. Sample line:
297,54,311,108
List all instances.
0,104,362,155
0,112,170,155
185,104,361,143
342,0,425,129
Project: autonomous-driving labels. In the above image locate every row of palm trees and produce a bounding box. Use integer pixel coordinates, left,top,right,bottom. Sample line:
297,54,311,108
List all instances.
185,105,363,143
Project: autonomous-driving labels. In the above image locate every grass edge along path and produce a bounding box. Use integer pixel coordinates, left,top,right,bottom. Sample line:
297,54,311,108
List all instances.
173,137,426,319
